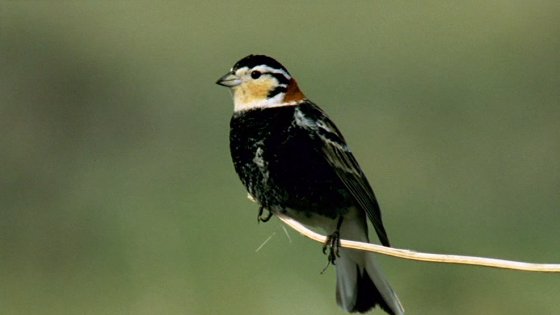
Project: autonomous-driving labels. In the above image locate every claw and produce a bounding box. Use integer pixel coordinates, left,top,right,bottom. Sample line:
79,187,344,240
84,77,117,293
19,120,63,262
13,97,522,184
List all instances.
320,216,344,273
320,232,341,273
257,206,273,223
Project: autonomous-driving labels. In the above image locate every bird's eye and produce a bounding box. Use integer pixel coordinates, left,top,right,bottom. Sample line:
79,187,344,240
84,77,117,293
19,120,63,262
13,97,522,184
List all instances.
250,71,262,79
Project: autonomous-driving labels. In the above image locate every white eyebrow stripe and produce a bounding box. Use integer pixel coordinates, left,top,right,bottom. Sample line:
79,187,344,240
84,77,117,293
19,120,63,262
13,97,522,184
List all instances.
251,65,291,80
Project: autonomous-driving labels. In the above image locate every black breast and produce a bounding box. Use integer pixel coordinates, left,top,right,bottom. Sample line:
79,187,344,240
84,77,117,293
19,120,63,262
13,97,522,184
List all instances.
229,106,352,218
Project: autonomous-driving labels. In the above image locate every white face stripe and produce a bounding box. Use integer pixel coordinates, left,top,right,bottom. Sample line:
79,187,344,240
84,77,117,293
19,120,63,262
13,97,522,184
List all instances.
251,65,291,80
235,65,291,81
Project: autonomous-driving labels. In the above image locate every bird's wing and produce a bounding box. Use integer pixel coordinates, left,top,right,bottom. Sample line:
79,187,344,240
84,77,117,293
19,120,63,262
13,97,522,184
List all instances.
294,103,390,246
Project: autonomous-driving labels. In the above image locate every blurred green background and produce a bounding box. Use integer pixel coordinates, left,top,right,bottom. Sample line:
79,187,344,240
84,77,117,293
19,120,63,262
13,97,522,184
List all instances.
1,1,559,314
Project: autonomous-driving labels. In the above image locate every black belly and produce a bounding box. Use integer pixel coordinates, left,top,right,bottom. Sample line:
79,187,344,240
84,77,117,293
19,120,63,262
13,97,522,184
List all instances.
230,106,352,219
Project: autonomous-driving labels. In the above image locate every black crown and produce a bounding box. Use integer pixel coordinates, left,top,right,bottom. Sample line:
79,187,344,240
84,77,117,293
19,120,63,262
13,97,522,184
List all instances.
233,55,290,75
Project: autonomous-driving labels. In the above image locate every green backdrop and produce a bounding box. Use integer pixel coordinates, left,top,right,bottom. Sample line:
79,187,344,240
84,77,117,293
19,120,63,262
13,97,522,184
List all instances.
1,2,559,314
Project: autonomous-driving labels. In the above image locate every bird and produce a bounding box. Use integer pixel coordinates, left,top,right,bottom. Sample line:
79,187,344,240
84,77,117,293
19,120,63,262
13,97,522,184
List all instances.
216,54,404,315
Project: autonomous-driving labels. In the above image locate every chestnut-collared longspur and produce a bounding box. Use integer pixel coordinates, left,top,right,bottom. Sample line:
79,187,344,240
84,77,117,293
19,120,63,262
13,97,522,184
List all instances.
216,55,404,315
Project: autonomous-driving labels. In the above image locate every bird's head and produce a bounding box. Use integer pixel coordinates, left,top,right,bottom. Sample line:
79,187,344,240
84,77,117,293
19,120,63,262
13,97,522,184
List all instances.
216,55,306,111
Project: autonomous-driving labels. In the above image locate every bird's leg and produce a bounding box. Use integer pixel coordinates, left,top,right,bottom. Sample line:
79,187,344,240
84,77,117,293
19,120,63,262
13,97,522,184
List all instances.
257,206,273,223
322,216,344,270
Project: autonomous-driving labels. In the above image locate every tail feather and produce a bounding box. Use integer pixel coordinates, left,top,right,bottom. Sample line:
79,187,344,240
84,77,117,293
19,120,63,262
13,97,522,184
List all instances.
355,266,390,313
335,214,404,314
336,249,404,314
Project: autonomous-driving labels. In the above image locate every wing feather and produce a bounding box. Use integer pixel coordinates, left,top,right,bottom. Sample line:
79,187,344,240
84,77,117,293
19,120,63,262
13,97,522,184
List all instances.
294,103,390,246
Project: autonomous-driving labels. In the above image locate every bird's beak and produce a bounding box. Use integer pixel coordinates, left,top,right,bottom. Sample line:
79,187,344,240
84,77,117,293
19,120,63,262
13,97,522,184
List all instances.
216,72,242,87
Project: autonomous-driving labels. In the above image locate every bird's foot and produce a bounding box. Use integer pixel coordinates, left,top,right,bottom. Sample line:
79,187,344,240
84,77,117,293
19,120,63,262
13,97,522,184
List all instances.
320,231,341,274
257,206,273,223
322,230,341,263
320,216,344,274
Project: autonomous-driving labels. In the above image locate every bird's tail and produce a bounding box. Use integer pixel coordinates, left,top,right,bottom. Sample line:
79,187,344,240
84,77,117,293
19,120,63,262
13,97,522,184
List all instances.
335,219,404,314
